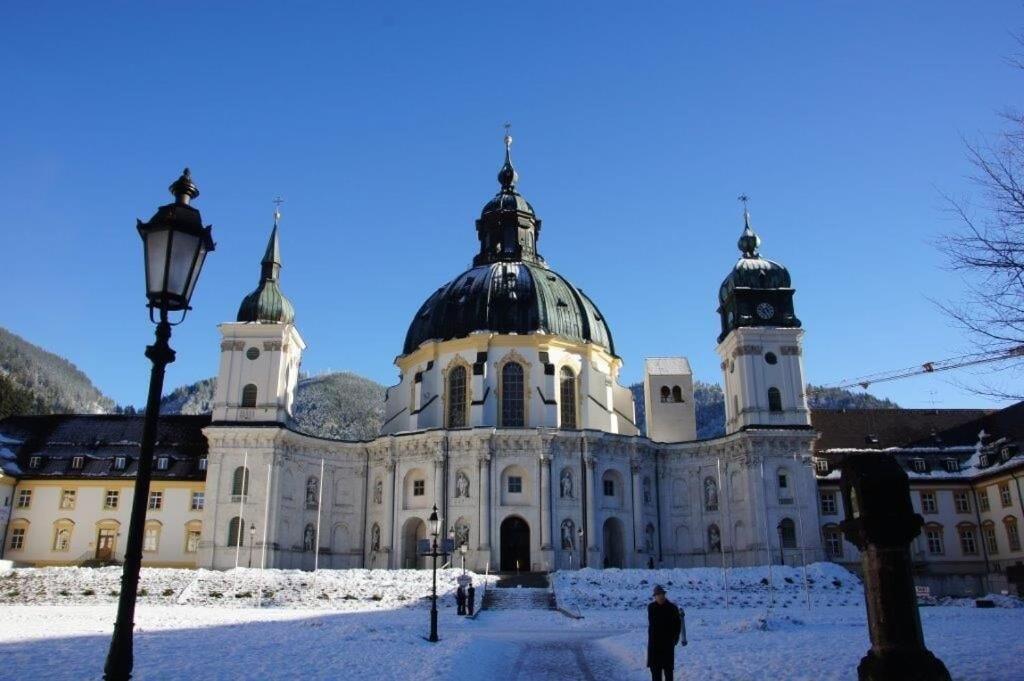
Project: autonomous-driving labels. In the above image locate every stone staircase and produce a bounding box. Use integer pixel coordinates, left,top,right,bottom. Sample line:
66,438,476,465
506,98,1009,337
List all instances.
482,573,556,611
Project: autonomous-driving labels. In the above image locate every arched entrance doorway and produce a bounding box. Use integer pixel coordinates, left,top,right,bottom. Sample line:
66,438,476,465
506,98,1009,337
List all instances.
500,516,530,572
603,517,625,568
401,517,427,569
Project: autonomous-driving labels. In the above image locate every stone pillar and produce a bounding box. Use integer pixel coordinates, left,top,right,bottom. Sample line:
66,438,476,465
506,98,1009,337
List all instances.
383,460,396,569
631,459,644,565
540,453,552,550
478,453,491,550
585,454,599,560
840,454,950,681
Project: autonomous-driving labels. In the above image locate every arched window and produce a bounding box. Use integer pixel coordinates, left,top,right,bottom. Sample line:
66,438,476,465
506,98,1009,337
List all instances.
447,365,467,428
671,386,683,403
1004,516,1021,552
231,466,250,497
500,361,525,427
779,518,796,548
660,386,671,403
559,366,577,429
227,516,244,547
767,387,782,412
241,383,258,408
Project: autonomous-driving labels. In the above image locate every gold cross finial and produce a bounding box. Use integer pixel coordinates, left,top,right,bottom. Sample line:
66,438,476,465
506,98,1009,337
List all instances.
273,196,284,227
504,122,512,149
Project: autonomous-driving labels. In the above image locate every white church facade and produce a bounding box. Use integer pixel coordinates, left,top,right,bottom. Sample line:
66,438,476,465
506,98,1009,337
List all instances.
196,135,825,573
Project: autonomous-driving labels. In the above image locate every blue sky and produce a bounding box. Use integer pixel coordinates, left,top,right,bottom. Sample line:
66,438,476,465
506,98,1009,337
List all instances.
2,2,1021,409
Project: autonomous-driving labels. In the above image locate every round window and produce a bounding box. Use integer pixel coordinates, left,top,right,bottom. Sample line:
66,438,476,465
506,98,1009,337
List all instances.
765,352,778,365
246,347,260,361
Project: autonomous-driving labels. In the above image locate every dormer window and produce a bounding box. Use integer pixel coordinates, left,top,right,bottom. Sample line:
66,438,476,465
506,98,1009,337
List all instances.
944,459,959,474
911,458,927,473
979,453,991,467
28,456,41,469
814,458,830,475
71,456,84,470
156,457,169,471
1001,446,1015,463
198,457,208,471
865,434,880,445
114,456,127,471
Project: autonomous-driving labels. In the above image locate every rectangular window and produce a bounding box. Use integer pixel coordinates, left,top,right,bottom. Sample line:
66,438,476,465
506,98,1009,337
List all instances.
143,526,159,552
925,527,944,555
508,476,523,494
114,456,127,471
60,489,76,510
984,525,998,555
156,457,169,471
71,456,84,470
148,491,163,510
920,491,937,514
912,459,927,473
959,527,977,555
53,527,71,552
824,528,843,558
9,528,25,550
820,491,838,516
17,490,32,508
104,490,119,509
198,457,208,471
191,491,205,511
185,530,201,553
29,456,41,469
1007,520,1022,552
944,459,959,473
999,482,1012,507
814,459,829,475
777,473,788,489
954,491,970,514
413,480,425,497
603,479,614,496
978,488,990,512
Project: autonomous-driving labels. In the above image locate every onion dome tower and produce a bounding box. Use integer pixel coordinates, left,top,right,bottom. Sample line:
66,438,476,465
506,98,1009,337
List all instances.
212,204,305,424
715,199,808,435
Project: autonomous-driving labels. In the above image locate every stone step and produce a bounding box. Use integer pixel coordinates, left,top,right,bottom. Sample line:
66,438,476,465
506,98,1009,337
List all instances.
482,586,555,611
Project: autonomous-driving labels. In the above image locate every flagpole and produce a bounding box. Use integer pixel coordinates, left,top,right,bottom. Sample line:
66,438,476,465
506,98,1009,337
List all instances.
314,458,325,574
716,457,729,608
256,462,273,608
760,458,774,612
792,453,812,609
235,450,248,569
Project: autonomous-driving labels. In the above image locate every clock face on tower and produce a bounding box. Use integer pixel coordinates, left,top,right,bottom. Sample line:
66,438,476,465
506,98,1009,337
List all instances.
756,302,775,320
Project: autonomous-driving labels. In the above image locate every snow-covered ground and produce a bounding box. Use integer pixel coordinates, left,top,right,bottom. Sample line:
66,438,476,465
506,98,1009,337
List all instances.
1,565,1021,680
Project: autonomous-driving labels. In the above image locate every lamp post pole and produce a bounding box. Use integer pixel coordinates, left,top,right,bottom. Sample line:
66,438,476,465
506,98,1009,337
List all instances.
248,523,256,568
103,169,214,681
777,524,785,566
428,505,440,643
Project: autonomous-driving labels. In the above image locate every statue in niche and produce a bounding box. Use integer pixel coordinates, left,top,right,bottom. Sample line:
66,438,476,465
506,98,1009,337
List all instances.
454,521,470,548
643,477,652,505
708,525,721,553
704,477,718,511
560,469,574,499
373,478,383,505
370,524,381,552
303,524,316,552
645,523,655,552
561,519,576,550
455,471,470,498
306,476,319,508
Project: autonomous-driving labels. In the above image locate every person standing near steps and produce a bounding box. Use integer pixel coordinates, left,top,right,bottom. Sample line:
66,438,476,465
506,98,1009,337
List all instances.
647,584,686,681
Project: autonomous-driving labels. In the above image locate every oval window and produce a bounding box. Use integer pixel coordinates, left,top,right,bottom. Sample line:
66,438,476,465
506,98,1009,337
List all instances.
246,347,260,361
764,352,777,365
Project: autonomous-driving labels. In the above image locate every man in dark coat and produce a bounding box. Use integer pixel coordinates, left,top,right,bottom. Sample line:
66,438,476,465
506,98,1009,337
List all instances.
456,585,466,615
466,584,476,616
647,584,684,681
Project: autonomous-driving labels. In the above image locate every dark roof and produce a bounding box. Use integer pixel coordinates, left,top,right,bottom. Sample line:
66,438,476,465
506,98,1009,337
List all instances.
403,261,615,356
811,408,994,452
237,225,295,324
0,414,210,480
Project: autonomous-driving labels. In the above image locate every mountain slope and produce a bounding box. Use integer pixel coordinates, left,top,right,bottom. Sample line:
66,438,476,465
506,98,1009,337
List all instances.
0,326,115,418
160,372,386,440
631,381,899,439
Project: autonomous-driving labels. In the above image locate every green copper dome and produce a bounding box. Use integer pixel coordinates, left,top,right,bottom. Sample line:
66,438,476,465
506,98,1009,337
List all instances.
237,225,296,324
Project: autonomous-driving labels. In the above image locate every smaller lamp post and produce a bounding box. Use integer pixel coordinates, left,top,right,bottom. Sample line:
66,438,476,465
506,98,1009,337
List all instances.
459,543,468,576
428,505,441,643
248,523,256,568
777,522,785,566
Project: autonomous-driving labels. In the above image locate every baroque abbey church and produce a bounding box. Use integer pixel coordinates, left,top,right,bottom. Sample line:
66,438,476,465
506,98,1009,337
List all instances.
199,134,822,572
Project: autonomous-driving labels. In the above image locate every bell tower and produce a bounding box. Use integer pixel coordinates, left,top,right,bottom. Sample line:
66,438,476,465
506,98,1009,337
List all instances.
212,206,304,424
716,200,809,434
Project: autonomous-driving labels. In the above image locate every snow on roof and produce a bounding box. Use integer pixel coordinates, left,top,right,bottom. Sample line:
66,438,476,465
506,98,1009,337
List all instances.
645,357,692,376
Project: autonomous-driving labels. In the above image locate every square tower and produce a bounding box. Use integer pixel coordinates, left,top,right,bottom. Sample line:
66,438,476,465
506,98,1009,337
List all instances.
643,357,696,442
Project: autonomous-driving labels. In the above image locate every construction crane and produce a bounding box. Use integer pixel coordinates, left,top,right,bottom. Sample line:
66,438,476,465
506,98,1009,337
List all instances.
813,344,1024,393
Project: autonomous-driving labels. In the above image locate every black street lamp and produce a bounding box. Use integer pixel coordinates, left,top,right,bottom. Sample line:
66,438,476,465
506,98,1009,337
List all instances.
103,169,214,681
428,505,441,643
248,523,256,568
